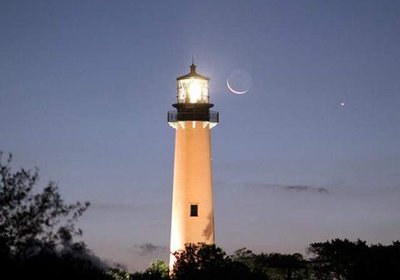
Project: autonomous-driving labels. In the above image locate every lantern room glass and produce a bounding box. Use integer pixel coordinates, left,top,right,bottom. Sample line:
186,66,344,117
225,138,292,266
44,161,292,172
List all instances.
177,78,209,104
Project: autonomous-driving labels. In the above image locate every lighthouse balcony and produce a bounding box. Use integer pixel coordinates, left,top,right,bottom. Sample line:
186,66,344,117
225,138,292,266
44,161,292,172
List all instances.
167,110,219,129
167,110,219,123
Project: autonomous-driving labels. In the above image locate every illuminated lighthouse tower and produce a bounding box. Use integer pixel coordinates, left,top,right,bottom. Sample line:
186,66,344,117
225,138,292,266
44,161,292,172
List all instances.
167,63,219,267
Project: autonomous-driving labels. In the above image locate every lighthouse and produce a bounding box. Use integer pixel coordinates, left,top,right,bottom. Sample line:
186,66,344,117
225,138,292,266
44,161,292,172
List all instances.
167,63,219,267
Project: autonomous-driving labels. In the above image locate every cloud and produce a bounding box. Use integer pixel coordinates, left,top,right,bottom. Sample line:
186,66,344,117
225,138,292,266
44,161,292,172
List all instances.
132,243,168,256
283,185,329,194
217,181,330,194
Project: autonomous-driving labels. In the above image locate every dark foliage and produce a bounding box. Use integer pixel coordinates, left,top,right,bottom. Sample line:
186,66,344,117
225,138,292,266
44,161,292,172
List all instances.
10,243,112,280
232,248,310,280
131,260,169,280
0,152,112,280
308,238,400,280
171,243,268,280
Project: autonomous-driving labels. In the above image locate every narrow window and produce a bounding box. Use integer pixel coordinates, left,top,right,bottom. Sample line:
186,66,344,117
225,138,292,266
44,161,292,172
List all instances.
190,204,198,217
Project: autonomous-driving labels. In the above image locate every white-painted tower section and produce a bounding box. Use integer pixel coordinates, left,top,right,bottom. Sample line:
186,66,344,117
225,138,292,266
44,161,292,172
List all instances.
167,63,219,268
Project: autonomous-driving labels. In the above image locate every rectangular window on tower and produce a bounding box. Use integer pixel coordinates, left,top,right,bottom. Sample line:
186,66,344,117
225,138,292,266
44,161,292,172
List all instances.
190,204,198,217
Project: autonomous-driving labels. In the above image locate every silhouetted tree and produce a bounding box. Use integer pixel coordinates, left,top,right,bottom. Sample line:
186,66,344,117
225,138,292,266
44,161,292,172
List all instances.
171,243,268,280
232,248,310,280
131,260,169,280
231,247,256,270
146,260,169,279
0,152,112,279
308,238,400,280
259,253,309,280
0,153,89,254
108,266,132,280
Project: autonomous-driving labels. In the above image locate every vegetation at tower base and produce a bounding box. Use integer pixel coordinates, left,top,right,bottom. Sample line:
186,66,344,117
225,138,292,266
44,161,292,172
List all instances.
131,260,169,280
231,247,310,280
0,152,113,280
166,241,400,280
308,238,400,280
170,243,268,280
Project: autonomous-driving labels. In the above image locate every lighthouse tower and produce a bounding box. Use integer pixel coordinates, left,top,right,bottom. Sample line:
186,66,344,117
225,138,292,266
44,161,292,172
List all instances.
167,63,219,267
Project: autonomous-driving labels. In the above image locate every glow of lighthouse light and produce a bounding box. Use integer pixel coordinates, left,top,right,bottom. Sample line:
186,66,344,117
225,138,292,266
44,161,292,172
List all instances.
188,79,202,103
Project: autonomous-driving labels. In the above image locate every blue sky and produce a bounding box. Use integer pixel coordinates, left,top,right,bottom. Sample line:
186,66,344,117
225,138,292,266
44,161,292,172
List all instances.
1,0,399,272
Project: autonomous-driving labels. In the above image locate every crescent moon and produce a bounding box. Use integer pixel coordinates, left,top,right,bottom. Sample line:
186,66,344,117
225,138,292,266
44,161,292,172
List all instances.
226,80,248,95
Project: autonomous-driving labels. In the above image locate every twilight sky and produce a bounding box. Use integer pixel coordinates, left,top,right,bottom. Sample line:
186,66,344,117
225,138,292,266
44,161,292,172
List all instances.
1,0,400,272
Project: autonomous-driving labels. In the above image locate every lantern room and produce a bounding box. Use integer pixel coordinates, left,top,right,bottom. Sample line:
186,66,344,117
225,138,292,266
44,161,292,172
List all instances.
176,63,209,104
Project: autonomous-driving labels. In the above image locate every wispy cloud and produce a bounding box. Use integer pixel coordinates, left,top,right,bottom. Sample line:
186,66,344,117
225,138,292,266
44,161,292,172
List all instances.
283,185,329,194
217,181,330,194
132,243,168,256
